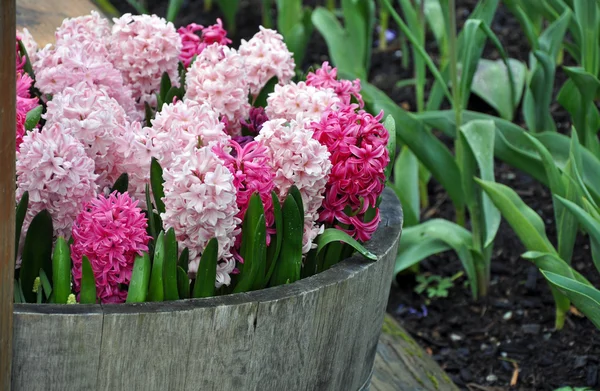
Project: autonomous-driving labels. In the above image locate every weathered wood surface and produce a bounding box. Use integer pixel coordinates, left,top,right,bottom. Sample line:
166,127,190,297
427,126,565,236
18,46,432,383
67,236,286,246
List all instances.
16,0,101,46
13,189,403,391
0,1,16,390
370,315,460,391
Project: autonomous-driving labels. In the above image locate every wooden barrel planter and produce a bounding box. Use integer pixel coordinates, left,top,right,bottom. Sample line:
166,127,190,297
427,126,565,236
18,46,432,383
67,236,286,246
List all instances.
11,188,402,391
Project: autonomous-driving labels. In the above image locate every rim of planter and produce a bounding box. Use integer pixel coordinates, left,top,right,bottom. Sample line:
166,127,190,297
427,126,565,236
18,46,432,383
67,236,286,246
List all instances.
13,188,403,316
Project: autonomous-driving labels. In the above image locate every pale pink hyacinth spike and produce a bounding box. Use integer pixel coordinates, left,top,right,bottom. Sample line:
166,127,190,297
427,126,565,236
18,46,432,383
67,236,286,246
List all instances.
71,192,150,303
255,116,332,253
16,123,98,264
161,146,241,287
44,83,132,191
265,81,340,123
109,13,182,111
185,43,250,136
16,28,38,64
239,26,295,96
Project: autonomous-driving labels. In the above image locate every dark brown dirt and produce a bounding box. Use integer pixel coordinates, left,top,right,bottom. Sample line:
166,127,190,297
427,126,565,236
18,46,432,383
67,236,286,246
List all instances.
108,0,600,389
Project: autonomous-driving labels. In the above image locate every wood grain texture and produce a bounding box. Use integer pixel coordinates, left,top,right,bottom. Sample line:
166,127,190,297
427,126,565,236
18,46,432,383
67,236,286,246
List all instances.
11,305,103,391
369,315,460,391
16,0,101,46
12,189,403,390
0,1,16,390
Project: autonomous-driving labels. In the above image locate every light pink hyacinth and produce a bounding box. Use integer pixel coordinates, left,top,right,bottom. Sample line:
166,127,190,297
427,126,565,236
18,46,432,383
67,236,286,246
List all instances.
239,27,295,96
16,28,38,64
109,13,182,109
149,99,230,168
161,146,240,287
185,43,250,135
71,191,150,303
311,105,389,242
44,83,131,190
116,121,154,204
178,19,231,67
265,81,340,123
16,123,98,249
255,117,332,253
34,40,138,120
55,11,110,46
306,62,364,107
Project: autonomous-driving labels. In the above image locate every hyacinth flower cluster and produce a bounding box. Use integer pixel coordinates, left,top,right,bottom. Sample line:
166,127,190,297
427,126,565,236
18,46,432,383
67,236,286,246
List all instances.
12,12,391,306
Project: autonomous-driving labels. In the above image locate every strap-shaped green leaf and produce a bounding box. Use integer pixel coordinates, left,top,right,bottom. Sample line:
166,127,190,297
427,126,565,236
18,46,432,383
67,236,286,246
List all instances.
80,256,97,304
541,270,600,329
52,237,71,304
476,179,556,255
150,157,166,215
269,193,303,286
147,231,165,302
25,106,42,131
316,228,377,262
126,252,151,303
395,218,477,298
110,173,129,194
15,191,28,261
162,228,179,301
193,238,218,298
20,210,53,303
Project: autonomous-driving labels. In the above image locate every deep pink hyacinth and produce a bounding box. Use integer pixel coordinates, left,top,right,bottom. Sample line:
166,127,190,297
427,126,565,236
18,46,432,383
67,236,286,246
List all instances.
213,140,276,246
241,107,268,136
311,105,389,242
71,191,150,303
15,72,38,151
178,19,231,68
306,62,364,108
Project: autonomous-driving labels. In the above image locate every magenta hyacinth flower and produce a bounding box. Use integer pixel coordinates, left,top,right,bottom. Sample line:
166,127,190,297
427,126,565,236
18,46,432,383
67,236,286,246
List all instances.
311,105,389,242
178,19,232,68
71,191,150,303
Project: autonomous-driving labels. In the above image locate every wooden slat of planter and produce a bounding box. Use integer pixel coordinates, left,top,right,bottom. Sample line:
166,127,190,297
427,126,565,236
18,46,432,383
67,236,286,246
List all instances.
185,296,259,390
97,301,195,391
370,314,460,391
11,306,104,391
16,0,101,46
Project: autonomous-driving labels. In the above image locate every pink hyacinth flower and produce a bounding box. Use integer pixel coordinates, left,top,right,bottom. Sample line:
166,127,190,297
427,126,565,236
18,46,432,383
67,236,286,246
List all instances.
311,105,389,242
71,191,150,303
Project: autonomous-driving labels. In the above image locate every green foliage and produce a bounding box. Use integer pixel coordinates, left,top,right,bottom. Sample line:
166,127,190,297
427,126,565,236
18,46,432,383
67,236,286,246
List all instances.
276,0,313,68
414,272,462,299
312,0,375,79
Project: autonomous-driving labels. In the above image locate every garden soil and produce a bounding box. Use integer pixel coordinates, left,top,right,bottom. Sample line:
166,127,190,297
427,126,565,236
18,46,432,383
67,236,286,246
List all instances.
110,0,600,389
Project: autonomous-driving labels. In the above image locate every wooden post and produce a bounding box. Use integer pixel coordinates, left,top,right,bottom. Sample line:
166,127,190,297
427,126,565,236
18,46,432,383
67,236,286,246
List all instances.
0,0,16,390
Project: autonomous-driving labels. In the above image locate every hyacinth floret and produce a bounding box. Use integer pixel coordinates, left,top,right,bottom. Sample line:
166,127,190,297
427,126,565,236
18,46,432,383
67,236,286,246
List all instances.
44,83,131,190
185,43,250,135
311,105,389,242
239,27,296,96
161,146,240,287
16,123,98,252
178,19,231,67
306,61,364,107
71,191,150,303
109,13,182,109
256,117,331,253
212,140,276,246
265,81,340,123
